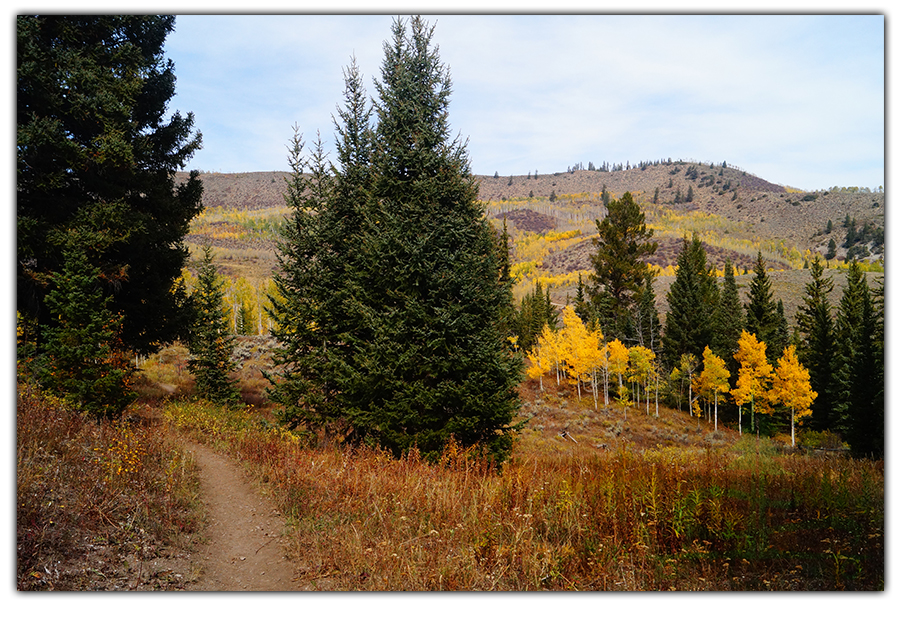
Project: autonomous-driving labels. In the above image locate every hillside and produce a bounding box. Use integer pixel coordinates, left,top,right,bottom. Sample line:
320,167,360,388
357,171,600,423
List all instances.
182,161,883,263
177,161,883,324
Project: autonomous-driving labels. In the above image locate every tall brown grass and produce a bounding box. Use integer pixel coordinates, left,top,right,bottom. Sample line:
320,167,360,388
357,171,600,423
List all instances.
163,399,884,591
17,384,204,590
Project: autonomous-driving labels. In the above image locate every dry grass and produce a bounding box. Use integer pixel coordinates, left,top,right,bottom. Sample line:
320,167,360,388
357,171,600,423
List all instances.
16,384,205,590
159,381,883,591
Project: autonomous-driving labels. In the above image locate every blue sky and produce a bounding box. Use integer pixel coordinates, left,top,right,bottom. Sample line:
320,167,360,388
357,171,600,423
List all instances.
162,12,884,192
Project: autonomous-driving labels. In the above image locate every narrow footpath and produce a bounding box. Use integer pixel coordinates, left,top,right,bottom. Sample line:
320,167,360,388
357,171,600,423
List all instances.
183,441,298,591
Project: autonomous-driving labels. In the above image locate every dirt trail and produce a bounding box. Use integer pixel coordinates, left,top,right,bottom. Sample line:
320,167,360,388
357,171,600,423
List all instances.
183,441,298,591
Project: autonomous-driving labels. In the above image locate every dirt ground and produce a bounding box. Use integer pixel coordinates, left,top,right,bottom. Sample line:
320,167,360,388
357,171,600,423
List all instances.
183,441,298,591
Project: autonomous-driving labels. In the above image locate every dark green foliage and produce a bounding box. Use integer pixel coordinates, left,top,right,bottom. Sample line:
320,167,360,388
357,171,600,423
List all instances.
833,261,883,458
269,17,521,463
187,246,240,405
662,233,719,368
17,16,203,355
34,244,135,419
587,191,657,341
825,238,837,260
711,259,743,376
572,273,593,326
772,299,790,357
515,280,558,353
794,256,836,431
268,132,347,430
744,252,780,358
633,271,661,353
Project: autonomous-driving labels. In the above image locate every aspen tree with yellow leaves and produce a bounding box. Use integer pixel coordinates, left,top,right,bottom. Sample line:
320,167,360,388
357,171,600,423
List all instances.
770,344,817,447
627,345,655,415
607,339,631,418
732,330,773,435
526,339,552,392
695,346,730,431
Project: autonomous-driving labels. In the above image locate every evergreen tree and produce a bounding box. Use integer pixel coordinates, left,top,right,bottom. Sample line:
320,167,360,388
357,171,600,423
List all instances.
268,131,344,428
772,299,790,357
35,242,136,419
17,16,203,355
267,55,376,431
587,191,657,341
662,233,719,368
514,280,557,354
833,260,882,458
744,251,779,356
825,238,838,260
711,259,743,376
271,17,521,461
794,256,836,431
633,270,661,354
188,246,240,405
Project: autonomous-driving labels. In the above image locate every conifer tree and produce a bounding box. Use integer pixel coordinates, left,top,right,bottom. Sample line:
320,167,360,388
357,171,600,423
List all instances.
36,243,135,419
833,260,882,458
17,16,203,355
711,259,743,377
282,16,522,462
794,256,836,431
188,246,239,405
587,191,657,341
662,233,719,368
633,271,661,353
744,252,779,356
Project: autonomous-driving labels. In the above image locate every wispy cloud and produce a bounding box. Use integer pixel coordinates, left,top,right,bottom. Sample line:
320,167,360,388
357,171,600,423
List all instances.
165,14,883,191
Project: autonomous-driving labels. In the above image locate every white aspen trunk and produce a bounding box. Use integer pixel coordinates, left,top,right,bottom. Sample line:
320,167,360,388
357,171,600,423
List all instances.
714,391,718,432
791,405,795,447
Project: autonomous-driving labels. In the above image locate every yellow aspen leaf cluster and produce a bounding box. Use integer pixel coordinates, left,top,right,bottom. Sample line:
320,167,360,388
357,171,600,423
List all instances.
770,344,817,447
693,346,730,430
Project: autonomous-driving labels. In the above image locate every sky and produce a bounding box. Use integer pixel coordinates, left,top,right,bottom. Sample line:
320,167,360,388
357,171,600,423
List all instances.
161,11,885,192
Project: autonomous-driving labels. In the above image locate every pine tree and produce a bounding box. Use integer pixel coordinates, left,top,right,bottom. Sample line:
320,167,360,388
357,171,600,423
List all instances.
267,132,340,428
188,246,240,405
633,270,661,353
744,251,779,357
794,256,836,431
587,191,657,341
35,243,136,419
833,260,882,458
17,16,203,355
662,233,719,368
711,259,743,377
328,17,521,461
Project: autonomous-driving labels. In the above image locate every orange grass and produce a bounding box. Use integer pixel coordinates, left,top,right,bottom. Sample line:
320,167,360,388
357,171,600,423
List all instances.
17,384,204,590
163,399,884,591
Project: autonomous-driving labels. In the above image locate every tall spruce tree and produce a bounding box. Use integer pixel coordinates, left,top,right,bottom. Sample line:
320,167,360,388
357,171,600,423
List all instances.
17,16,203,355
188,246,240,405
833,260,882,458
794,256,836,431
36,242,136,419
268,131,344,429
270,17,521,462
711,259,743,376
633,271,661,354
268,56,375,431
744,251,779,356
662,233,719,368
587,191,657,341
